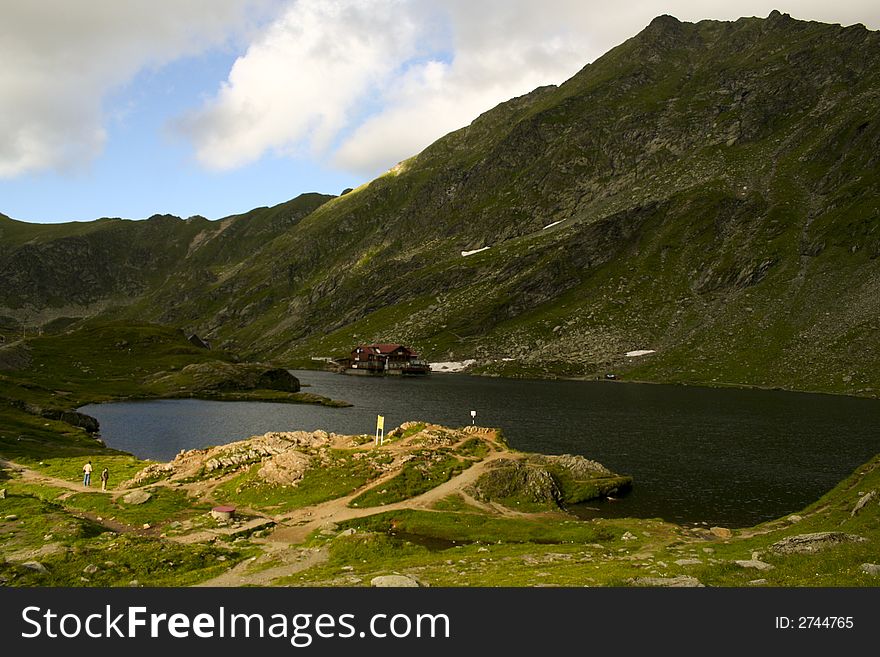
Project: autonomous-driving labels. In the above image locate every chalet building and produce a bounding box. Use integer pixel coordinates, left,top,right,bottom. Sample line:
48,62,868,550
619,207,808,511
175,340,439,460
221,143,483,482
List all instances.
348,343,430,376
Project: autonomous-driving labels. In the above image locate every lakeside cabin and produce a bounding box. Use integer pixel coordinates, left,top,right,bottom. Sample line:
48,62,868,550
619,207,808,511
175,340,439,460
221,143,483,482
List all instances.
345,343,430,376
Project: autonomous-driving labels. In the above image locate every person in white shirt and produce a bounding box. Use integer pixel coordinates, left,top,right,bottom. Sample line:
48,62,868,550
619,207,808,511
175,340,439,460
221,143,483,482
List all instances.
82,460,92,486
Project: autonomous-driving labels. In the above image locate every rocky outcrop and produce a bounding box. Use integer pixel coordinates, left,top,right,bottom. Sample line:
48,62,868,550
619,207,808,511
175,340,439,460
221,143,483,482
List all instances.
370,574,423,587
36,408,100,433
256,368,300,392
735,559,774,571
124,430,333,487
122,491,152,505
468,458,561,505
851,490,876,516
529,454,611,478
467,453,631,509
769,532,867,554
9,400,100,433
147,361,300,394
629,575,704,587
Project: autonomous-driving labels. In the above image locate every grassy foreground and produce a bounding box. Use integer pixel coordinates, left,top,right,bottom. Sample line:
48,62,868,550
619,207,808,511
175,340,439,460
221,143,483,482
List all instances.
0,321,876,587
1,418,877,587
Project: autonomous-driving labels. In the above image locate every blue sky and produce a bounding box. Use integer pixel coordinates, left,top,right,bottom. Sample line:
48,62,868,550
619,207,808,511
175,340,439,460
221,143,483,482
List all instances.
0,48,363,222
2,1,877,224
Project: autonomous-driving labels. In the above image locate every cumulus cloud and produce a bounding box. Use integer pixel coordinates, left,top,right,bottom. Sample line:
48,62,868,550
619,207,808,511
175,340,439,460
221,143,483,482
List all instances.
7,1,878,180
177,0,425,170
184,0,880,178
0,0,267,178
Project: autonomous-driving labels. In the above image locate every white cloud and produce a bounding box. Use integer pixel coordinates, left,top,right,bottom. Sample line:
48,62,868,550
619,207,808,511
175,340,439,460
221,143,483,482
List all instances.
6,1,878,180
0,0,269,178
178,0,424,170
184,0,880,179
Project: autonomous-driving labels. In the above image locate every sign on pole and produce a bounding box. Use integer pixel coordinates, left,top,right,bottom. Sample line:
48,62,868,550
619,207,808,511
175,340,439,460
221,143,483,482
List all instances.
376,414,385,446
470,410,477,425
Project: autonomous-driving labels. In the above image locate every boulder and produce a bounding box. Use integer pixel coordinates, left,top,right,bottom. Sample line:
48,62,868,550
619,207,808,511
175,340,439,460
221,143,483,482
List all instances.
83,564,99,575
735,559,775,571
0,488,6,499
674,559,703,566
122,490,152,505
851,490,876,517
22,561,47,573
861,563,880,576
256,368,301,392
769,532,867,554
629,575,704,587
370,574,422,587
710,527,732,539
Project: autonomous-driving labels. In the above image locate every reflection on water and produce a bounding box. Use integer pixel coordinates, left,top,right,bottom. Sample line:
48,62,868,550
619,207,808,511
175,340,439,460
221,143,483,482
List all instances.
81,371,880,527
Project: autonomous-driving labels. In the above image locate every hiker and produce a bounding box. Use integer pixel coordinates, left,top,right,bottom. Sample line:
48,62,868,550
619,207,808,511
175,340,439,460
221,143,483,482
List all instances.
101,467,109,491
82,460,92,486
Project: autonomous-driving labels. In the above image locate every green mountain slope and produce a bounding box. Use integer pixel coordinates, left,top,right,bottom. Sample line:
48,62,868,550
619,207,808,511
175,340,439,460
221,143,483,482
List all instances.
0,194,333,320
3,11,880,396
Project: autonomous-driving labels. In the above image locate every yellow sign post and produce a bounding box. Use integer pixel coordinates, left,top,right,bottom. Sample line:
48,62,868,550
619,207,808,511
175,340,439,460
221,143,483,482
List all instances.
375,415,385,446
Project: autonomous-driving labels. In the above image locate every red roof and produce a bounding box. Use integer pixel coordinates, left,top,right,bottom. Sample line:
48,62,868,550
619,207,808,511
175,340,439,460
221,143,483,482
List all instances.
352,344,417,357
369,343,405,354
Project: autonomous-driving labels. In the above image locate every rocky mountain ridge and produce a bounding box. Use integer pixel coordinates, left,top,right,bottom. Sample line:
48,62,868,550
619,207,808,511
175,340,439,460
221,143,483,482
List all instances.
2,11,879,395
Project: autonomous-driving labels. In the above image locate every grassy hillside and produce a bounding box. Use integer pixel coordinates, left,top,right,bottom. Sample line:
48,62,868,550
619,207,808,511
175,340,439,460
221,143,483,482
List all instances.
2,12,879,397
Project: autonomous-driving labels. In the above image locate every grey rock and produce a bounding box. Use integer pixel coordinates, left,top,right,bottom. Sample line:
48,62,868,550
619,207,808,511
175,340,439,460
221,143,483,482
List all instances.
861,563,880,576
851,490,876,517
710,527,732,539
770,532,867,554
122,490,152,505
748,579,768,586
371,574,422,588
22,561,47,573
674,558,703,566
83,564,99,575
629,575,704,587
0,488,6,499
735,559,775,571
4,514,18,521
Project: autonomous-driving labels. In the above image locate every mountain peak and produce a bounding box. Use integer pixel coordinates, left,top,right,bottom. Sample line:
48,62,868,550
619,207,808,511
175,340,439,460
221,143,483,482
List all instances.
648,14,682,29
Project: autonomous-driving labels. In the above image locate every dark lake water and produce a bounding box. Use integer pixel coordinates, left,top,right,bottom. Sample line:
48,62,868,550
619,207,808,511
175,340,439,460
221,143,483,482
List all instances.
80,371,880,527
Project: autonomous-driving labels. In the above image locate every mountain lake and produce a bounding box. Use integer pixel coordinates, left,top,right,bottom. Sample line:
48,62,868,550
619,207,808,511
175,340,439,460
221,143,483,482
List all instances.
80,370,880,528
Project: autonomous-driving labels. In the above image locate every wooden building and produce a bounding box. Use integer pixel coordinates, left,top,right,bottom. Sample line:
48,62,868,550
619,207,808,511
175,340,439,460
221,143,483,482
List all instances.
348,343,429,375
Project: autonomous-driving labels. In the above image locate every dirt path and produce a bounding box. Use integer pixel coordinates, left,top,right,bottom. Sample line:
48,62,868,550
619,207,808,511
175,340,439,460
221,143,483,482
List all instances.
2,428,557,586
1,458,103,494
267,448,526,544
0,458,155,500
